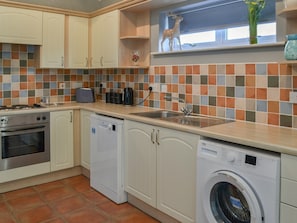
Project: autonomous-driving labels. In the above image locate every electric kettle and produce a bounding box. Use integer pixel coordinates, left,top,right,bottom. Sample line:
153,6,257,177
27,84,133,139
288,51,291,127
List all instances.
123,87,133,105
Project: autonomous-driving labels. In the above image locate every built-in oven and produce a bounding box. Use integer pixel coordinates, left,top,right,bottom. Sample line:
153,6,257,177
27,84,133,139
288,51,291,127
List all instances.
0,112,50,170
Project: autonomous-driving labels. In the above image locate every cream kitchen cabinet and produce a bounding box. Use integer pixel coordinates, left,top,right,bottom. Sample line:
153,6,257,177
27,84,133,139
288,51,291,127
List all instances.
38,12,65,68
0,6,42,45
90,10,119,68
50,110,74,172
80,110,94,170
280,154,297,223
65,16,89,68
125,120,198,223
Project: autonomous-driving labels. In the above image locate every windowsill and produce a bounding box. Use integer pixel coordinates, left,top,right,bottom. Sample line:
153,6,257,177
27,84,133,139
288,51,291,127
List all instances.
151,42,285,56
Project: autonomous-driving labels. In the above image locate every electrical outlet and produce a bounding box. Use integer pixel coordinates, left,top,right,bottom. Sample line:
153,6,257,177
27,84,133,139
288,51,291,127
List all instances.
289,91,297,103
59,82,65,89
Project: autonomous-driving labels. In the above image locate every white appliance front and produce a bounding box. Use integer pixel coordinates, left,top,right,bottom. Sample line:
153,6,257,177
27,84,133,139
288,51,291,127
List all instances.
90,114,127,204
197,138,280,223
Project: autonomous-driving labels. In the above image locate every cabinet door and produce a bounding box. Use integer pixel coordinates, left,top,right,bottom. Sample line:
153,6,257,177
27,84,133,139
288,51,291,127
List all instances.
39,12,65,68
0,6,42,45
66,16,89,68
157,127,198,223
80,110,93,170
91,10,119,68
50,110,74,171
124,120,157,207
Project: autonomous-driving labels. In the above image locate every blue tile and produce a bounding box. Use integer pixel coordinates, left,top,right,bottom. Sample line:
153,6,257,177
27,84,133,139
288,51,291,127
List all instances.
20,90,28,97
217,75,225,86
256,64,267,75
50,83,57,88
3,83,11,91
200,95,209,105
154,75,160,83
280,102,292,115
226,108,235,119
27,45,35,53
172,75,178,83
2,52,11,59
11,75,20,82
256,100,267,112
235,87,245,98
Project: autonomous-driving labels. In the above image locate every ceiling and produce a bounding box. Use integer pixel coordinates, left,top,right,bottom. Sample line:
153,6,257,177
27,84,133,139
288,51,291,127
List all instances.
6,0,122,12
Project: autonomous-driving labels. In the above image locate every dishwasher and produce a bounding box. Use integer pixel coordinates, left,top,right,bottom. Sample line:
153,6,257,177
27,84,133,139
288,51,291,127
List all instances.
90,114,127,204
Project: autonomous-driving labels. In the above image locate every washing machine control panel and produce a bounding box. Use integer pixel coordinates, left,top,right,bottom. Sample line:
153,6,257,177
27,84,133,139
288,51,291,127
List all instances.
245,154,257,165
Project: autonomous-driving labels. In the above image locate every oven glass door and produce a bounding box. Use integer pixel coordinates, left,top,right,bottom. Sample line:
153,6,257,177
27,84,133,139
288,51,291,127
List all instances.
2,127,45,159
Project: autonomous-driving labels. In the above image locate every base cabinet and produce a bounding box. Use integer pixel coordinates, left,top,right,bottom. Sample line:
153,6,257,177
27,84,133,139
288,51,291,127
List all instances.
80,110,94,170
281,154,297,223
50,110,74,171
125,120,198,223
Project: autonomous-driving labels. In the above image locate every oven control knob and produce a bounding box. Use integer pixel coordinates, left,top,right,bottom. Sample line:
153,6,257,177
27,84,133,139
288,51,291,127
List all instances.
42,116,47,120
36,117,41,121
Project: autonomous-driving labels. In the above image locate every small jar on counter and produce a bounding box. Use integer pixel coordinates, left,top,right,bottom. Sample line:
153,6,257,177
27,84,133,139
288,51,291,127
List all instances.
284,34,297,60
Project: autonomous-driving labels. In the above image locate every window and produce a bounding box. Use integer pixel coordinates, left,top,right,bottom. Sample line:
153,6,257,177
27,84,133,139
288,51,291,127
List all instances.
159,0,276,52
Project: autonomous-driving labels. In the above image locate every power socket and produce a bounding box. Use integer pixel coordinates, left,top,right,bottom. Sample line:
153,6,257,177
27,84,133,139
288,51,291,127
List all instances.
289,91,297,103
59,82,65,89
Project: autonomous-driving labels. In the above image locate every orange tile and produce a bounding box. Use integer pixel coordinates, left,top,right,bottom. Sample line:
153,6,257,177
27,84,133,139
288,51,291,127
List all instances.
7,194,45,211
209,106,216,116
200,106,208,115
172,84,178,93
3,59,11,67
268,101,279,113
217,86,226,97
186,94,192,103
293,76,297,89
294,104,297,115
53,195,89,214
159,66,165,75
268,113,279,126
43,75,50,82
186,85,192,94
12,91,19,98
41,186,75,202
193,65,200,75
256,88,267,100
208,65,216,75
245,64,256,75
246,76,255,87
226,98,235,108
268,63,279,75
20,83,27,90
3,99,11,106
28,97,35,105
179,75,185,84
16,205,55,223
236,110,245,120
20,68,27,75
217,97,225,107
280,63,292,75
172,66,179,74
154,66,159,74
209,75,216,85
280,89,290,101
28,82,35,90
226,64,235,75
200,85,208,95
172,102,179,111
50,75,57,81
246,87,255,99
186,65,193,75
50,89,57,96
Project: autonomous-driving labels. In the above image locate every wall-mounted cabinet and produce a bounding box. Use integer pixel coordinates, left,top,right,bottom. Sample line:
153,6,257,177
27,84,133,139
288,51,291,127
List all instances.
278,7,297,34
38,12,65,68
65,16,89,68
0,6,42,45
119,7,150,67
90,10,119,68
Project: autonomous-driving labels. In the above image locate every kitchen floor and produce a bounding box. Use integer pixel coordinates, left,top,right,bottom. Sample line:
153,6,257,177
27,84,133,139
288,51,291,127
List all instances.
0,175,160,223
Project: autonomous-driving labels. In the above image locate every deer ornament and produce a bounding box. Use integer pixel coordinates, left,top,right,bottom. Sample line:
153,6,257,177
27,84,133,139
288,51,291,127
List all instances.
161,15,183,52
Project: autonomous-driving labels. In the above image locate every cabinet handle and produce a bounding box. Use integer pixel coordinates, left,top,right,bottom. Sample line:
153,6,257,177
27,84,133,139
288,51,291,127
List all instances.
151,129,155,144
100,56,103,67
61,56,64,67
70,112,73,123
156,129,160,145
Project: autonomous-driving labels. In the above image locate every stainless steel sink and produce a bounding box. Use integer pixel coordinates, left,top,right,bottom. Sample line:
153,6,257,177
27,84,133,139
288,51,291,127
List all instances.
131,110,232,128
131,110,183,119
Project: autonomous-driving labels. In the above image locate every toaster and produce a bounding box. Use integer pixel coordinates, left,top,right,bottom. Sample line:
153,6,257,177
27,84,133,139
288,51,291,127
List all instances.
76,88,95,103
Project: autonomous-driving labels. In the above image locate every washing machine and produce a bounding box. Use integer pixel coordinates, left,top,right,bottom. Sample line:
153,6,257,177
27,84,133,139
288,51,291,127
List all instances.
196,138,280,223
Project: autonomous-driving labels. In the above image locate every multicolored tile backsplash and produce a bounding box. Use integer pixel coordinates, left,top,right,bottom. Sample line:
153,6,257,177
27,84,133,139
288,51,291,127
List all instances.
1,43,297,129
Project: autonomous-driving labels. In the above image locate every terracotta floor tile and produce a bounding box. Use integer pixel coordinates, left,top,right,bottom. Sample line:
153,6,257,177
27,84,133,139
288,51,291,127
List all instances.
64,207,109,223
16,205,54,223
0,213,17,223
0,201,11,214
81,189,110,204
3,187,37,200
34,180,65,192
70,180,91,193
96,201,137,217
62,175,88,186
7,194,45,211
41,186,76,202
52,195,90,214
41,218,64,223
114,211,160,223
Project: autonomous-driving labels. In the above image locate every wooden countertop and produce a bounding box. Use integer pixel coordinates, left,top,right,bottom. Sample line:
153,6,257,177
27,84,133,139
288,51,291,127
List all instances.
4,102,297,156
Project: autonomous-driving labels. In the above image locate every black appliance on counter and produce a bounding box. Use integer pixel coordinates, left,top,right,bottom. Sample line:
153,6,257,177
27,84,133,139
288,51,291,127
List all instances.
106,92,122,104
123,87,134,105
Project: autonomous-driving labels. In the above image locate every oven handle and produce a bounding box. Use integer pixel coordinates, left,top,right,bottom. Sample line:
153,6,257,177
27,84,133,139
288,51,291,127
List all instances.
0,126,47,136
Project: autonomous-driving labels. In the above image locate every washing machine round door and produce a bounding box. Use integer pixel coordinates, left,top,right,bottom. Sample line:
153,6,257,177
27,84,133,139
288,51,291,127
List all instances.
203,170,264,223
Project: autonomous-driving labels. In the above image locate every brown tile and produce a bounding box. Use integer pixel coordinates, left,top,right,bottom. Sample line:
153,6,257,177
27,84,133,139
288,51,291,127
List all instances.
52,195,90,214
41,186,75,202
208,64,216,75
245,64,256,75
268,113,279,126
193,65,200,74
41,218,64,223
16,205,54,223
96,202,136,217
7,194,45,211
3,188,37,201
268,101,279,113
226,64,235,75
236,110,245,120
256,88,267,100
0,201,11,215
64,207,109,223
62,175,89,186
114,211,160,223
81,190,110,204
34,181,64,192
267,63,279,75
280,89,290,101
0,214,17,223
